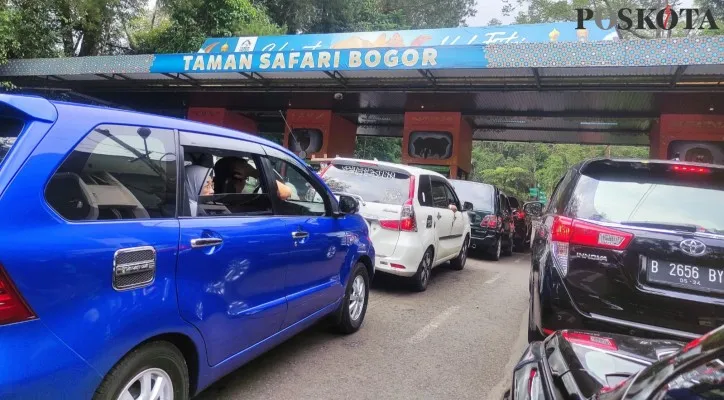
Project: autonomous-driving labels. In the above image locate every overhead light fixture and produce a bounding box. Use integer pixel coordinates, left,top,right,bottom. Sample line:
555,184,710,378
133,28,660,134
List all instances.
709,106,715,111
580,121,618,126
499,120,527,124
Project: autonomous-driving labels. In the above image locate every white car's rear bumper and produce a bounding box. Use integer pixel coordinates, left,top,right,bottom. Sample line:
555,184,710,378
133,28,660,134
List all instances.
374,239,425,278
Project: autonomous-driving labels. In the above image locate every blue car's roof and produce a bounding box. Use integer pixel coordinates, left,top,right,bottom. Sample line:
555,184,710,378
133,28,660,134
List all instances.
2,93,297,160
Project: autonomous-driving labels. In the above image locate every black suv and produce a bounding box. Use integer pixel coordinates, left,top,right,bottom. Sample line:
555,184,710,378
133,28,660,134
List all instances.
529,159,724,342
450,180,515,260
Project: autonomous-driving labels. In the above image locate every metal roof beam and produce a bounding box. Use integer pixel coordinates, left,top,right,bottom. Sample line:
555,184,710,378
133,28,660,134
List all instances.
475,125,648,134
161,73,199,87
418,69,437,87
238,72,269,87
323,70,348,87
532,68,541,89
670,65,688,87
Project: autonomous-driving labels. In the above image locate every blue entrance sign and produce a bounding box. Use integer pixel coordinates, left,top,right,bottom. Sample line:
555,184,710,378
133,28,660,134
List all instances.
199,21,613,54
150,46,486,74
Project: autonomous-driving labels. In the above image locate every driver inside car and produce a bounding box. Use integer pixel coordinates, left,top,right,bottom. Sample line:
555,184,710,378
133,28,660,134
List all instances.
214,156,293,200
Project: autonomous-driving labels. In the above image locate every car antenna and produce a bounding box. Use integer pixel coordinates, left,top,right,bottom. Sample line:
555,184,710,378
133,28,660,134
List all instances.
278,110,300,152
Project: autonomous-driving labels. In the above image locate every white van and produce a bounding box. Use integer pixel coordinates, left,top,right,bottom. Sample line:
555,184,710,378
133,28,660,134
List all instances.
317,158,472,291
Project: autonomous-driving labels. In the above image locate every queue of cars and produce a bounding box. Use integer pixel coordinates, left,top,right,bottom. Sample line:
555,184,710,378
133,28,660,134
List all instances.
507,158,724,399
0,94,476,400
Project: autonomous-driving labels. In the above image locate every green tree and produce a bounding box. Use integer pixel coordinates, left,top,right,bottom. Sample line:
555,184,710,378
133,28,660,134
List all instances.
130,0,284,53
355,137,402,163
256,0,476,34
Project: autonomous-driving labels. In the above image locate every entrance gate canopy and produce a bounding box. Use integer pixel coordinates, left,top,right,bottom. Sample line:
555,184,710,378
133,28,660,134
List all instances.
2,21,724,147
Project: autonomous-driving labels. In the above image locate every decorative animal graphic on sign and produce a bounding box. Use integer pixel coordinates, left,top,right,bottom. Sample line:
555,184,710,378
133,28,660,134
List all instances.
409,131,453,159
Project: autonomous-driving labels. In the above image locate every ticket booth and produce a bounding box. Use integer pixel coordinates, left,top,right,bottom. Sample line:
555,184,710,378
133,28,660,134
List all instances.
187,107,258,134
652,114,724,164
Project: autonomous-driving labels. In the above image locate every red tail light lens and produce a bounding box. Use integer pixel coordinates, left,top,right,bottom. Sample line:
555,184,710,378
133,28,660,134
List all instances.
672,165,711,174
570,220,633,250
562,331,618,351
551,216,633,276
481,215,499,228
551,216,632,250
380,176,417,233
0,265,35,325
518,211,526,220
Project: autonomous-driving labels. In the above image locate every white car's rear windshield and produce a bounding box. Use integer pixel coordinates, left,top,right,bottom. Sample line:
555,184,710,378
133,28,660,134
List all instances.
571,161,724,234
0,116,23,166
322,163,411,204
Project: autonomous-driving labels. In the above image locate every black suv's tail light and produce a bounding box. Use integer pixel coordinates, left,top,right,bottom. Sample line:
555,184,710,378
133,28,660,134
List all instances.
551,216,634,276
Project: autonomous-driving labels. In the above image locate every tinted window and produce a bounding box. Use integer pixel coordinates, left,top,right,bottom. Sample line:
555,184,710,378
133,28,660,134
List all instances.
430,179,450,209
508,197,520,209
183,149,273,217
0,117,23,166
46,125,177,221
269,156,326,216
418,175,433,207
570,162,724,234
547,171,575,215
451,180,495,212
321,163,411,204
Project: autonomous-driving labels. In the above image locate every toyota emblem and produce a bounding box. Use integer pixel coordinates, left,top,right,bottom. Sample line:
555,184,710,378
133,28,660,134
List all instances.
680,239,707,257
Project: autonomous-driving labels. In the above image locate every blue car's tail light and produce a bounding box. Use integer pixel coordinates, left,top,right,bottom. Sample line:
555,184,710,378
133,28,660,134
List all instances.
0,264,35,325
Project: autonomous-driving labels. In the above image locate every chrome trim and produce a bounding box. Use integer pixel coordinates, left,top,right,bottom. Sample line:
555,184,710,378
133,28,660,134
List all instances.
579,218,724,241
292,231,309,239
112,246,156,291
571,343,652,366
588,312,700,340
190,238,223,248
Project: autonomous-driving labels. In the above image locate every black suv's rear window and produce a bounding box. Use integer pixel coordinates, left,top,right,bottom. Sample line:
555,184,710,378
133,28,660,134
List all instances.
570,161,724,234
0,117,23,165
322,163,411,204
450,180,495,212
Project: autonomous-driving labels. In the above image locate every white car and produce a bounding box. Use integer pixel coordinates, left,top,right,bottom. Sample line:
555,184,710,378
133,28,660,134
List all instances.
317,158,472,291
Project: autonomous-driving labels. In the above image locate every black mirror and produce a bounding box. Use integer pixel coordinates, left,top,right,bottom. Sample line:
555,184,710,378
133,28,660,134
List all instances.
338,195,359,215
463,201,474,211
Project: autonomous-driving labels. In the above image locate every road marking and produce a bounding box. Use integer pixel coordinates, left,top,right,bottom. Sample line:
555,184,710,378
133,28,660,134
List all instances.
485,273,501,284
408,306,460,344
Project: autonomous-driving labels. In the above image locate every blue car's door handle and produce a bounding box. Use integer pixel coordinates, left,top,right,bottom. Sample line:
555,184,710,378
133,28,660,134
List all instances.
191,238,223,248
292,231,309,239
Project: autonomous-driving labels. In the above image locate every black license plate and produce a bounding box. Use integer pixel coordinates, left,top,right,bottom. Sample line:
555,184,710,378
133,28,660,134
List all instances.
647,259,724,294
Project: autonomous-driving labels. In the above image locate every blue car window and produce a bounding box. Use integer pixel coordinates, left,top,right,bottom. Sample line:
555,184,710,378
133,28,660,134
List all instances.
44,125,178,221
268,156,327,217
181,148,274,217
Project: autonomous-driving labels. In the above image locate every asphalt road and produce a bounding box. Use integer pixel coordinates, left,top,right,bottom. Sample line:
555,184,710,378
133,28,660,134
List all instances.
196,251,532,400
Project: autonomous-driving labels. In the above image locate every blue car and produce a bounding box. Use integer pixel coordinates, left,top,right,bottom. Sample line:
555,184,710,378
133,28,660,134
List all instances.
0,94,374,400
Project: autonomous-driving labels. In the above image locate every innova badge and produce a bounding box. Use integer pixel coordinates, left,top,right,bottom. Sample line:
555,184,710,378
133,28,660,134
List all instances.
680,239,706,257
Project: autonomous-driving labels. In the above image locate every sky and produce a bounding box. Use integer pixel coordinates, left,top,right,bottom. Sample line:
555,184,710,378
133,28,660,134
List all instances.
468,0,513,27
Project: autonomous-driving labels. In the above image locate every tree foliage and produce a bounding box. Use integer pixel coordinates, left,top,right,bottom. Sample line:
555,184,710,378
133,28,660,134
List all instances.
470,142,648,200
255,0,476,34
355,136,402,162
130,0,284,54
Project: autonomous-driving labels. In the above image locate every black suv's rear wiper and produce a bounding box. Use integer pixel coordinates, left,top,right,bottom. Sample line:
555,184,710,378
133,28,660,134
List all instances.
620,221,698,232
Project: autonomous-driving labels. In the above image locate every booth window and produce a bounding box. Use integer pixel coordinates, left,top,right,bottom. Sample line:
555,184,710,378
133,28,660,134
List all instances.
289,128,323,156
668,140,724,164
408,131,453,160
45,125,177,221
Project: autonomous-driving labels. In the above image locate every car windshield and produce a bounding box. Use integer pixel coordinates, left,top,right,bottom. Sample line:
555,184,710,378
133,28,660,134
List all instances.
570,162,724,234
321,162,411,204
450,180,495,212
0,117,23,166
